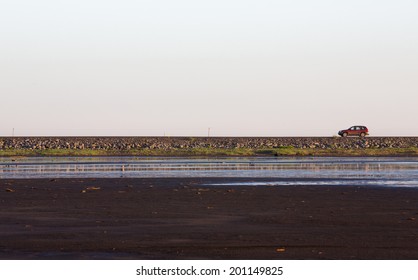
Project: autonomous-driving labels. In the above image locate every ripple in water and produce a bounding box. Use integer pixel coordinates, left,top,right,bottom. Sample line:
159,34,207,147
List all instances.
1,157,418,187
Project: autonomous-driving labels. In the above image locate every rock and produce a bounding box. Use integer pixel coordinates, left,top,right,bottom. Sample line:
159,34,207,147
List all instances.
1,137,418,151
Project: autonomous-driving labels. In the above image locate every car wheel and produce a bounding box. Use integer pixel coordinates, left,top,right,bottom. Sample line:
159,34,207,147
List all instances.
342,132,347,137
360,132,365,137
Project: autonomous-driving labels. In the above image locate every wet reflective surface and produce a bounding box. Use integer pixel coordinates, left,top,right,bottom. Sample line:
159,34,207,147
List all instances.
1,157,418,187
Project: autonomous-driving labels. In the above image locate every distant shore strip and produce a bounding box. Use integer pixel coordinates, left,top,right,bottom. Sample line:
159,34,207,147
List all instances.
1,137,418,157
1,147,418,157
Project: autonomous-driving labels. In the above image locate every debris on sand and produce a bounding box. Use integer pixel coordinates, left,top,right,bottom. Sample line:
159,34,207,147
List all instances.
5,188,15,192
86,186,101,191
81,186,101,193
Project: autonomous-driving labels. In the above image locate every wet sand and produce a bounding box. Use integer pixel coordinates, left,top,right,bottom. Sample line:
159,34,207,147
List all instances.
1,178,417,259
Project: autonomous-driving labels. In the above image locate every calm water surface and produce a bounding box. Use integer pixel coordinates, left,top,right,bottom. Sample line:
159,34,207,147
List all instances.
1,157,418,187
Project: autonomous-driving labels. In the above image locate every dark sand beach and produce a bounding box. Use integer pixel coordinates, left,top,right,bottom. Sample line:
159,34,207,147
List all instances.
1,178,417,259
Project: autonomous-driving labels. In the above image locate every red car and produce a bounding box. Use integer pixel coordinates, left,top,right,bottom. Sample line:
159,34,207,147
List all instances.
338,126,369,137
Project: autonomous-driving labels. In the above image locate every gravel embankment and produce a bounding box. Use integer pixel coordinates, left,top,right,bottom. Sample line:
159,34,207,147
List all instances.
1,137,418,150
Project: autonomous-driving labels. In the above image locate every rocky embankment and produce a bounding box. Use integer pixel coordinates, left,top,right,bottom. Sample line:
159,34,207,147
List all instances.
1,137,418,150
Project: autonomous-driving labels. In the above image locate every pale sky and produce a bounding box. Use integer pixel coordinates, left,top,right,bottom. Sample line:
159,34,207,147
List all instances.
1,0,417,136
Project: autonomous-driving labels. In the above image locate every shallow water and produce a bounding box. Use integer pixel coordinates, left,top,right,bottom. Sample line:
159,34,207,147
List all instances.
1,157,418,187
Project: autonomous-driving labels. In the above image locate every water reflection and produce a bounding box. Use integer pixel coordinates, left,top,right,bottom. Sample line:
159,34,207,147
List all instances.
1,157,418,187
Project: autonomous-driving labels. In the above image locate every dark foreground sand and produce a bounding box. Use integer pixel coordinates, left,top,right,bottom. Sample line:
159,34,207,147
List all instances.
1,178,417,260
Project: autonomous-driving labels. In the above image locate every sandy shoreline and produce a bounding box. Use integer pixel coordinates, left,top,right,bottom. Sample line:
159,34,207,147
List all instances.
1,177,417,259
